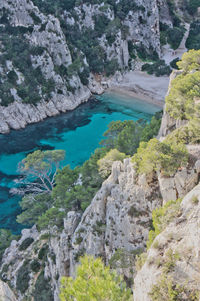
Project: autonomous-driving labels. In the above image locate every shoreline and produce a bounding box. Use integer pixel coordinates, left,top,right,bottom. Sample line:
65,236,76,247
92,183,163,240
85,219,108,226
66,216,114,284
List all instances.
107,70,170,109
0,71,170,134
106,86,164,108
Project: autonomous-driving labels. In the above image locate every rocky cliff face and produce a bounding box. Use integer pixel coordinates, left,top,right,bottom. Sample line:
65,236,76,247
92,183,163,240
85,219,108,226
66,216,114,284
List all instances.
0,0,173,134
0,280,16,301
0,148,199,300
134,181,200,301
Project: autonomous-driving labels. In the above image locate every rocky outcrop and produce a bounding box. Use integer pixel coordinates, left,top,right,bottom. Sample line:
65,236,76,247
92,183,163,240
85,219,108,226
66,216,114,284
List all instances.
0,280,16,301
1,149,199,300
0,0,174,134
0,159,162,300
134,182,200,300
0,90,91,134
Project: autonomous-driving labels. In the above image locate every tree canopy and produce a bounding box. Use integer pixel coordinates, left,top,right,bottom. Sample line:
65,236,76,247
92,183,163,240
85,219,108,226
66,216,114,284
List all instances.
60,255,132,301
166,50,200,122
132,138,188,176
18,150,65,194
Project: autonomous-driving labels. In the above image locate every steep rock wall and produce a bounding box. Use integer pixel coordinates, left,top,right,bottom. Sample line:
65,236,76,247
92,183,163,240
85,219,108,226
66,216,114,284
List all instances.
1,152,199,300
134,181,200,300
0,0,171,134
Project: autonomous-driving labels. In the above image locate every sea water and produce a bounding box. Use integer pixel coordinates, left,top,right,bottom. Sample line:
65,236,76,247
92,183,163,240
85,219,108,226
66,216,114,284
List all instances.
0,93,161,233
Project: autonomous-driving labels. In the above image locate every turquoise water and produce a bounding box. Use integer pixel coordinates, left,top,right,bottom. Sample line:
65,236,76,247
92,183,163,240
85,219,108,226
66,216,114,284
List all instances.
0,93,161,233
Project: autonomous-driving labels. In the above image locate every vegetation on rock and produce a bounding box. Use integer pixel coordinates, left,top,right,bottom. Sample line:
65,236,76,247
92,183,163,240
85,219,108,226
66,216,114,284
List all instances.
60,255,132,301
97,149,126,178
132,138,188,176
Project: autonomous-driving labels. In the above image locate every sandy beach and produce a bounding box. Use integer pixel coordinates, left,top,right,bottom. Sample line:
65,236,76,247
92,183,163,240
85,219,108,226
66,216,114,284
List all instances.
108,71,170,108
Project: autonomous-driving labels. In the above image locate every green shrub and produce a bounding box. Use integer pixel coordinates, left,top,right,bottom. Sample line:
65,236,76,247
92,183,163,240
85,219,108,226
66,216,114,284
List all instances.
146,199,182,249
166,27,185,50
0,25,55,106
30,259,41,273
135,252,147,271
109,248,139,269
60,255,132,301
97,149,126,178
38,244,49,260
149,274,199,301
132,138,188,176
191,195,199,205
159,22,185,50
142,60,171,76
135,43,158,61
186,0,200,15
128,206,141,218
186,21,200,50
33,270,54,301
166,71,200,120
16,260,30,294
19,237,34,251
170,58,179,69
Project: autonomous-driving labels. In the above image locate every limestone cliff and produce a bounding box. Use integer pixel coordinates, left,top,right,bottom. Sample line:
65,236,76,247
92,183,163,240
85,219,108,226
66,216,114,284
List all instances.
134,181,200,300
0,280,16,301
0,0,176,134
0,148,199,300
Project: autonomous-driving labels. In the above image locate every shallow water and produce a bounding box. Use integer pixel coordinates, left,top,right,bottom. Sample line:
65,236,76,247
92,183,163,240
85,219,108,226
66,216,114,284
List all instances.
0,93,160,233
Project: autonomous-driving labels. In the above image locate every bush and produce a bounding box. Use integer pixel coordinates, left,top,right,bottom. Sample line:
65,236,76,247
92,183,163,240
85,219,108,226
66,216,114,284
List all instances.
132,138,188,176
60,255,132,301
135,43,158,61
146,199,182,249
186,21,200,50
165,119,200,145
16,260,30,294
30,259,41,273
38,244,49,260
167,27,185,50
33,270,54,301
166,71,200,120
19,237,34,251
150,274,199,301
159,22,185,50
97,149,126,178
142,60,171,76
186,0,199,15
105,59,119,77
170,57,179,69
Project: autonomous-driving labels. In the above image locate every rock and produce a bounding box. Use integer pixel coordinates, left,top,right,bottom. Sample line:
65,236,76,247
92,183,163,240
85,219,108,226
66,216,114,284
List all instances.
158,176,177,203
0,281,16,301
134,183,200,300
195,160,200,173
0,0,173,133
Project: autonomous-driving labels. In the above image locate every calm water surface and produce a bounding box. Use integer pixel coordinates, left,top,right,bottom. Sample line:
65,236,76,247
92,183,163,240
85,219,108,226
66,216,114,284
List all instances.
0,93,161,233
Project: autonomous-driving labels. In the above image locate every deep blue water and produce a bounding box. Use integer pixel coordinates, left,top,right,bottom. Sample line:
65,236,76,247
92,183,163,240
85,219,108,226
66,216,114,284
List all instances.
0,92,161,234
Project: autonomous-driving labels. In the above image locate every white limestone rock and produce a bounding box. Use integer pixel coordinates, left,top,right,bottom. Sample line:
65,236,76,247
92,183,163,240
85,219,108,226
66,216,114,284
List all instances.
0,281,16,301
134,183,200,301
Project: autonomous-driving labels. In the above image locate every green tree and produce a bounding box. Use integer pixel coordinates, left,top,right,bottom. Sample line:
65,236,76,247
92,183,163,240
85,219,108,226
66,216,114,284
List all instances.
16,193,53,226
177,49,200,73
60,255,132,301
140,112,162,142
100,120,145,154
52,165,79,202
132,138,188,176
37,207,65,230
166,71,200,120
18,150,65,194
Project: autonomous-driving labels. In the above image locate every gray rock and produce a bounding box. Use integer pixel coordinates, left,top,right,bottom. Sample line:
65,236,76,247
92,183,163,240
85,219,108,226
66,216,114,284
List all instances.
134,183,200,301
0,281,16,301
